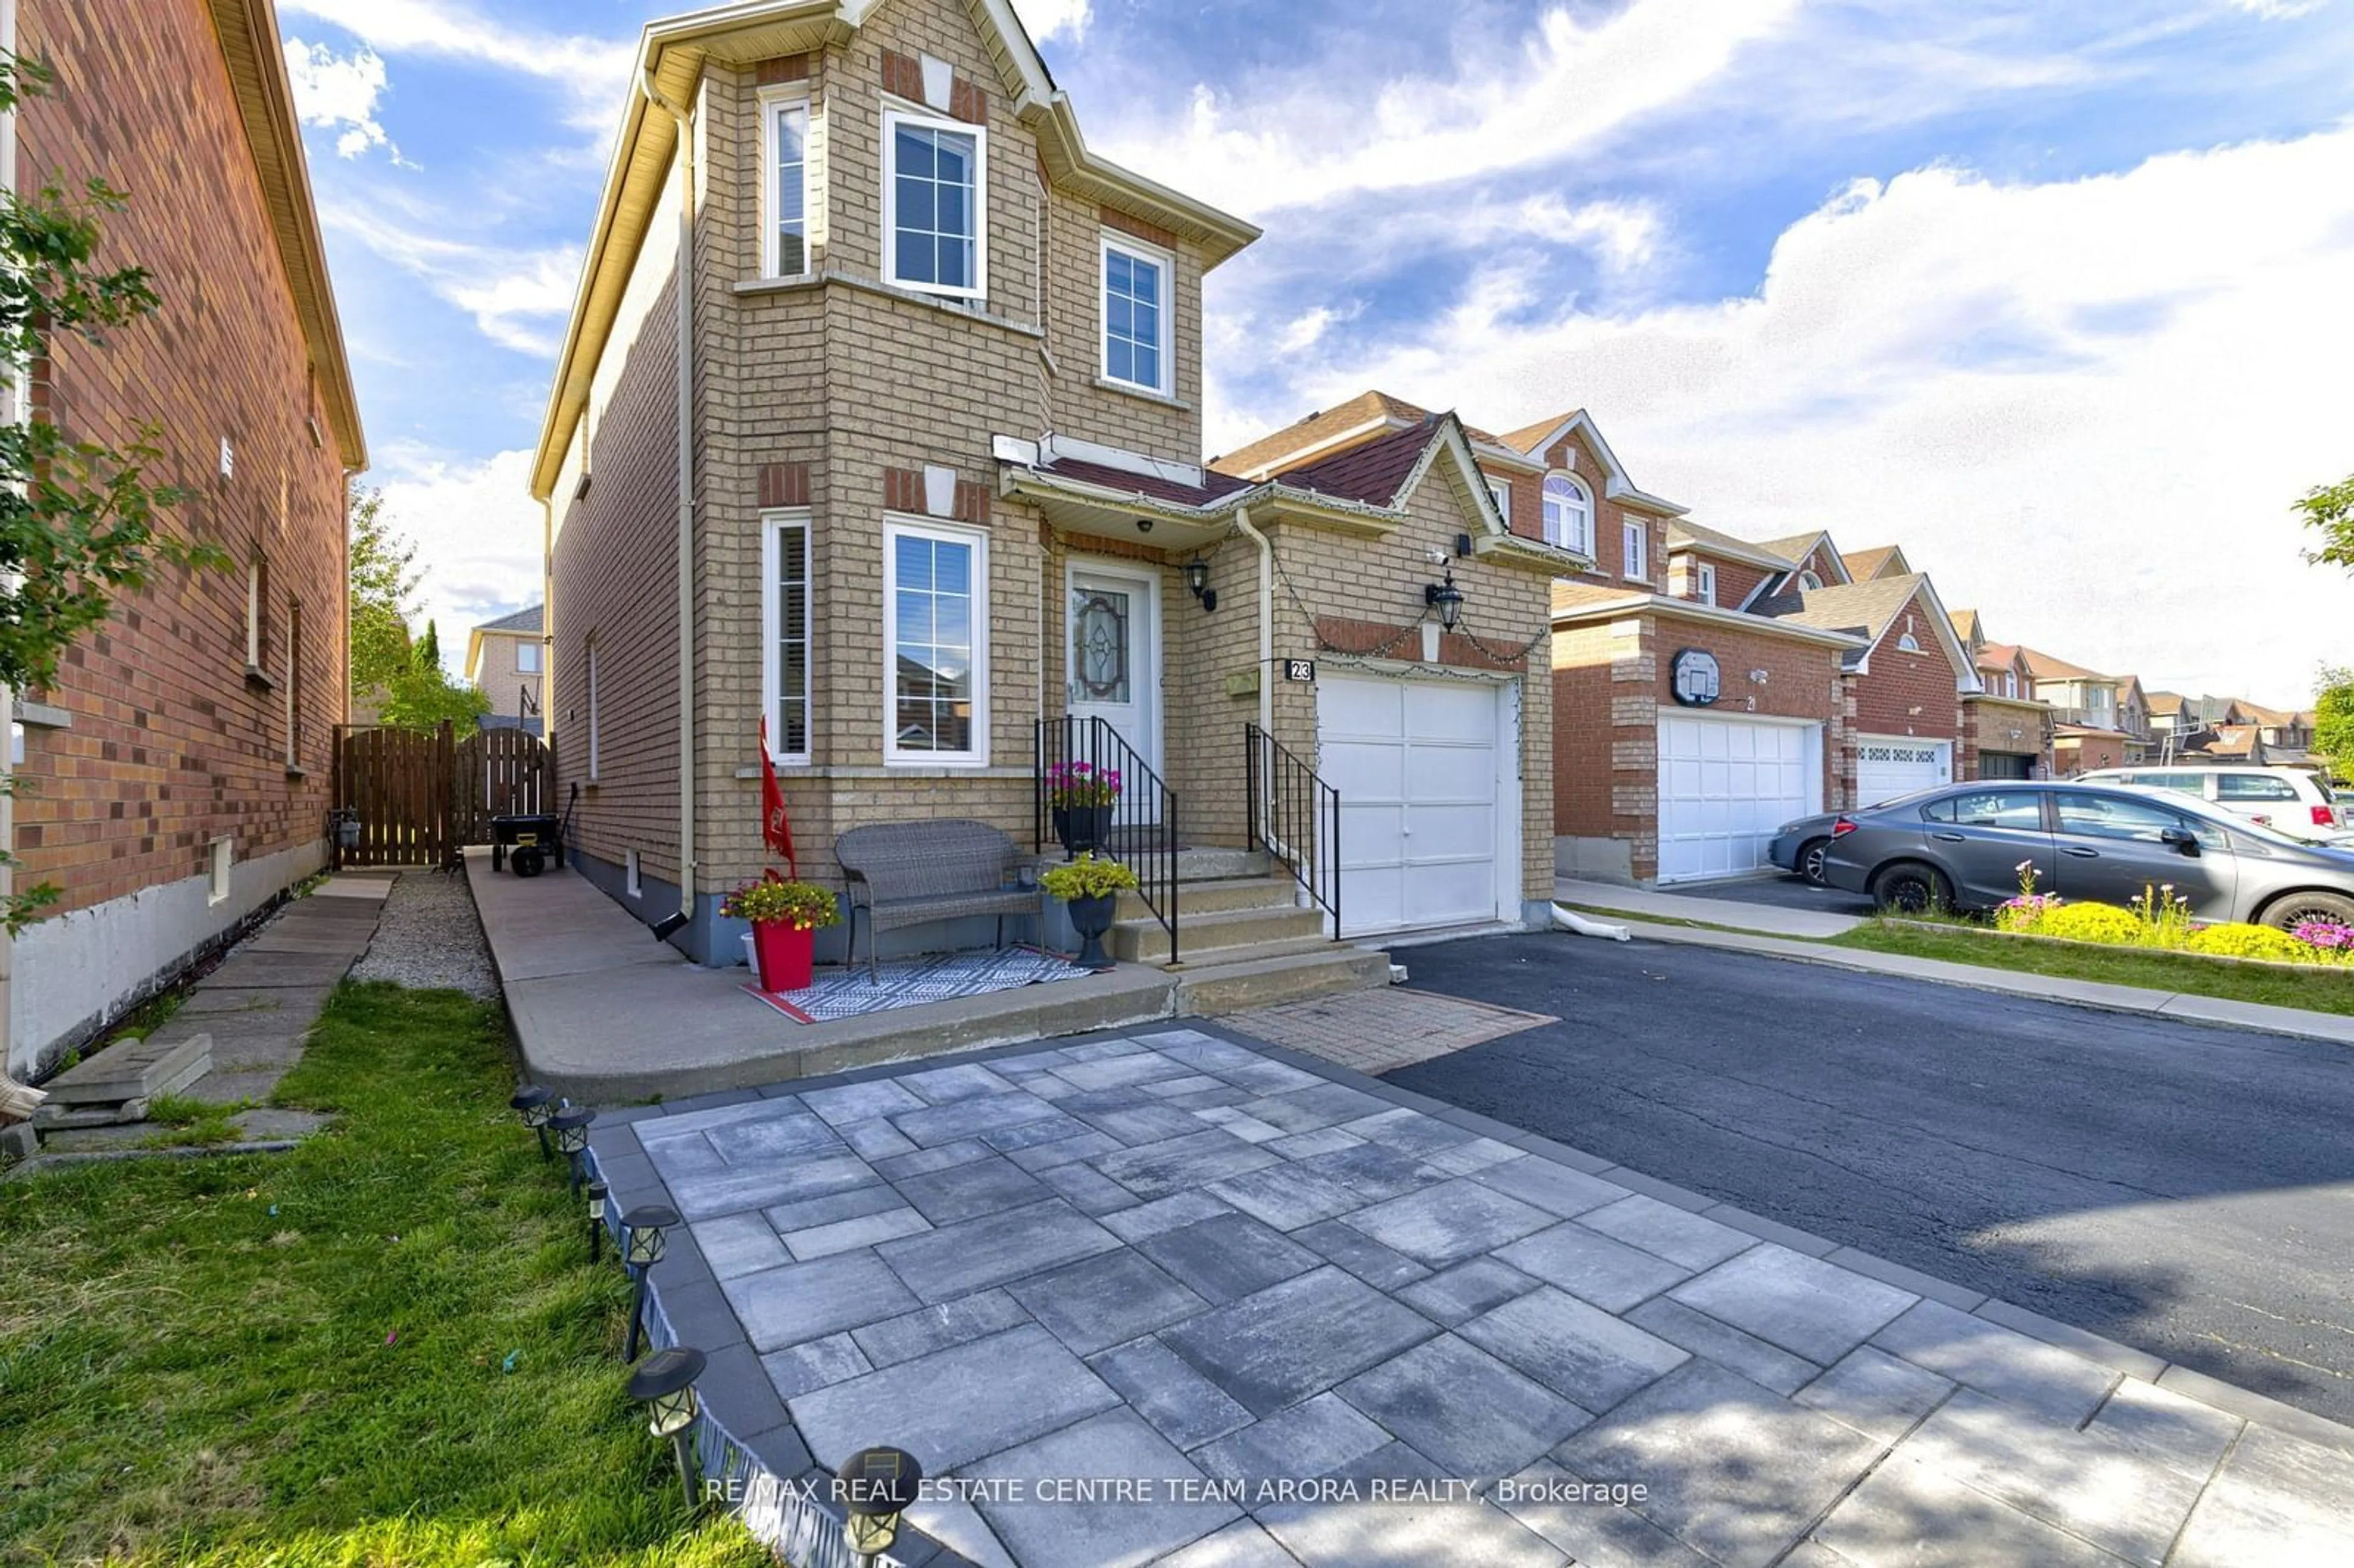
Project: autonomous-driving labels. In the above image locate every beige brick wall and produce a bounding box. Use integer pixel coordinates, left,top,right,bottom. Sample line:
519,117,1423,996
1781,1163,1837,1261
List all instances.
471,631,544,725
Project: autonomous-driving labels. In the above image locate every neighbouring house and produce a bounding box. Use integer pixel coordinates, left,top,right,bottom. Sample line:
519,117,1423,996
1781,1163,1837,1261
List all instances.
2021,649,2131,775
2236,701,2313,762
1552,516,1978,884
1949,614,2054,780
4,0,365,1079
531,2,1567,965
2115,676,2153,763
465,606,546,735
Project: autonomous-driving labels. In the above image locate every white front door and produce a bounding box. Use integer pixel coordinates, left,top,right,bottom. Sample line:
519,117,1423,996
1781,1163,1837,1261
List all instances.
1066,561,1162,790
1317,673,1512,937
1656,715,1821,883
1855,736,1953,807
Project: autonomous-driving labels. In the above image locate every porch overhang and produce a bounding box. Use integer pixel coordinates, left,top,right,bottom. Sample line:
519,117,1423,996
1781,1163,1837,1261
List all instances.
1471,533,1596,576
997,469,1233,551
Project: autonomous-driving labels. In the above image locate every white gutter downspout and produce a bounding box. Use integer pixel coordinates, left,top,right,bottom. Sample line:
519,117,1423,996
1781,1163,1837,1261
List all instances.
1232,506,1273,736
639,67,698,949
538,495,555,743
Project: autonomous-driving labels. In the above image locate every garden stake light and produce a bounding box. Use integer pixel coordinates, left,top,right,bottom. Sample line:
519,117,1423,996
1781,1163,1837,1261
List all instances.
510,1084,555,1159
548,1106,595,1197
626,1344,707,1511
837,1446,924,1567
586,1178,608,1262
620,1202,680,1361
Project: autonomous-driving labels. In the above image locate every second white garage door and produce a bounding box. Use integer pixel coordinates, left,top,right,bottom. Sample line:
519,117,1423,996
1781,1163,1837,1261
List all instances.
1855,736,1953,806
1317,674,1511,937
1656,715,1821,884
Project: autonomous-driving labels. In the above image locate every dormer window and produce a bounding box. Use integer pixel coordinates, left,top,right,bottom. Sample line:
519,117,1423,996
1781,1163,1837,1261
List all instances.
885,108,986,298
1100,233,1171,395
1799,571,1823,590
1897,633,1922,652
1696,562,1716,606
1542,472,1593,556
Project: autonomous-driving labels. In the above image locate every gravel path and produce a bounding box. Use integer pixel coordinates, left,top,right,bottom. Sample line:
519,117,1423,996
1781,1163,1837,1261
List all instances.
350,867,501,1000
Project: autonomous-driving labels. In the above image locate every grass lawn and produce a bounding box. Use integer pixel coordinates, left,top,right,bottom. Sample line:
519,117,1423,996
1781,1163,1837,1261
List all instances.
1835,921,2354,1017
0,982,767,1568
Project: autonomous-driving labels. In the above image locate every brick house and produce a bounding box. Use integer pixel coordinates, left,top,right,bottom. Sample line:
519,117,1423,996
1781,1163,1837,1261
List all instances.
1545,510,1980,885
465,605,546,734
531,2,1567,964
1949,613,2054,780
4,0,365,1078
2021,649,2133,775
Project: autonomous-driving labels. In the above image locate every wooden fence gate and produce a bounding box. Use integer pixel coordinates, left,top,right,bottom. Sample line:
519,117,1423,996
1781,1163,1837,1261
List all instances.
335,723,557,867
452,726,555,845
334,722,454,867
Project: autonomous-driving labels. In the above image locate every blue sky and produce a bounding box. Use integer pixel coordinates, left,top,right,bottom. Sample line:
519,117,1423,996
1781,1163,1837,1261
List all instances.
276,0,2354,701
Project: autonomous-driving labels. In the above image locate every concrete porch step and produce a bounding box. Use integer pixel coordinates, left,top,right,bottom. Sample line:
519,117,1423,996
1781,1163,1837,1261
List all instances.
1115,876,1300,922
1113,904,1327,964
1174,847,1271,883
1175,943,1395,1014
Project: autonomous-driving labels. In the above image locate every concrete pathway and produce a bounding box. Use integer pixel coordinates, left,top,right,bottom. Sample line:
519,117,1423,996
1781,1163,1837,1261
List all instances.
1220,988,1556,1075
1557,878,1865,939
588,1023,2354,1567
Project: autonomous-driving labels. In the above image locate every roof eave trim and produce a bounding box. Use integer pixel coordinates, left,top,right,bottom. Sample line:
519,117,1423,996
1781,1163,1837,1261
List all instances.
1552,593,1870,649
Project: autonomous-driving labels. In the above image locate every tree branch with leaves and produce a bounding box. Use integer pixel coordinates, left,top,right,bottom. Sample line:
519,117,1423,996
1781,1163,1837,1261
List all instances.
2296,474,2354,574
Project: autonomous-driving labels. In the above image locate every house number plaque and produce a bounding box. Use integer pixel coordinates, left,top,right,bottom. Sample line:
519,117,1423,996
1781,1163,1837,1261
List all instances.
1284,659,1316,683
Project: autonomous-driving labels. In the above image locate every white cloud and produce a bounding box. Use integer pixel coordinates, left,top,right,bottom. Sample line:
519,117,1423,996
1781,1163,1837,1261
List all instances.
1015,0,1092,45
280,0,635,131
1222,129,2354,702
2227,0,2325,18
319,198,579,356
282,38,408,164
368,445,544,673
1098,0,1800,215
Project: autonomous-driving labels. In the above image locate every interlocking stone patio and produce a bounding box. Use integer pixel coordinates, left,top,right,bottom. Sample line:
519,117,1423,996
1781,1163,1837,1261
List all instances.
593,1025,2354,1568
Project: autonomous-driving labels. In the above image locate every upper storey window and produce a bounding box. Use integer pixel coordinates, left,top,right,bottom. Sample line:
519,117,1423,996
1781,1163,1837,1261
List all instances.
767,98,810,277
885,108,986,299
1541,472,1593,556
1100,234,1171,395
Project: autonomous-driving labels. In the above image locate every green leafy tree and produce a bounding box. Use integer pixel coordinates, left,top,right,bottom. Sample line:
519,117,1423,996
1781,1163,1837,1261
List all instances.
0,50,227,933
2314,664,2354,774
379,617,489,736
346,480,416,707
2296,474,2354,573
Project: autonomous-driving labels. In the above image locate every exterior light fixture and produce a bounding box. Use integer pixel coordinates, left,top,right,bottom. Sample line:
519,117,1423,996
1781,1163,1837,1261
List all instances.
621,1201,682,1361
626,1344,708,1510
1424,567,1463,631
837,1446,925,1566
586,1178,609,1262
548,1106,596,1198
1184,555,1216,613
1135,517,1154,535
511,1084,555,1160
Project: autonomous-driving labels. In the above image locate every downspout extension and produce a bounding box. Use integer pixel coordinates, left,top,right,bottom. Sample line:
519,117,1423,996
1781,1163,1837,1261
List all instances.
639,67,698,948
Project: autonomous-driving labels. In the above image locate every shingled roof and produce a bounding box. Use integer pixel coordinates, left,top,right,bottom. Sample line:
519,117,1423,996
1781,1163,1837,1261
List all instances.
1753,575,1943,671
475,604,544,635
2019,647,2111,682
1664,518,1798,567
1031,455,1254,508
1267,420,1444,508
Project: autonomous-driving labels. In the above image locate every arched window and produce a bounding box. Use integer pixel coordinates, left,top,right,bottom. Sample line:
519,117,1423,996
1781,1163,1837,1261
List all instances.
1799,571,1823,591
1542,472,1593,555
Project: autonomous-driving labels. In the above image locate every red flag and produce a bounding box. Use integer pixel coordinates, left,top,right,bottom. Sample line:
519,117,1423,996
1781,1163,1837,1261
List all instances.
759,718,798,877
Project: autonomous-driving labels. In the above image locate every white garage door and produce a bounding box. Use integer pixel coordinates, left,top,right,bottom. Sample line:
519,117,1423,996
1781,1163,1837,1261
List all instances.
1317,675,1508,937
1855,736,1953,807
1657,715,1821,884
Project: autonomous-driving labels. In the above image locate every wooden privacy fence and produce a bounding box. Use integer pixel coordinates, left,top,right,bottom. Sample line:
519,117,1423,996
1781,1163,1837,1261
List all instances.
333,723,555,867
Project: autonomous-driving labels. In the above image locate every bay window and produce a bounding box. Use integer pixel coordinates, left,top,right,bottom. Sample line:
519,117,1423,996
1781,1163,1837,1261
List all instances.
763,511,812,762
884,108,985,298
884,517,988,764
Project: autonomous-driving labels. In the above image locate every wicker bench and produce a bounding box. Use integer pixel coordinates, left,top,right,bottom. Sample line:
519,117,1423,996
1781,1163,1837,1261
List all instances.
835,820,1042,983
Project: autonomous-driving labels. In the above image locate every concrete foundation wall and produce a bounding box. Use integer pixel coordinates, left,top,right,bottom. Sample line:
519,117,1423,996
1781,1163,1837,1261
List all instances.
1555,835,1635,884
10,837,326,1079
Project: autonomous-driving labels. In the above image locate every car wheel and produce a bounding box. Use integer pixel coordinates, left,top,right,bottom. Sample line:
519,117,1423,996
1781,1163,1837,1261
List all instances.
1871,861,1952,916
1799,838,1832,887
2260,890,2354,931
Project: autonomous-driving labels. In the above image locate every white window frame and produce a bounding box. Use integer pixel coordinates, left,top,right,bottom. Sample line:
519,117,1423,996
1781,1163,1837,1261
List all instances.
244,561,262,667
762,509,814,765
1485,478,1511,527
1622,517,1647,582
882,105,988,300
1098,230,1173,395
516,639,541,674
1541,471,1593,557
883,514,989,767
758,86,813,280
1696,562,1717,606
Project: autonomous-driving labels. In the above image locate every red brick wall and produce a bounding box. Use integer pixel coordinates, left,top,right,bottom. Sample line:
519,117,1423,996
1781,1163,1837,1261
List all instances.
1507,427,1666,589
1850,588,1965,747
13,0,348,913
1551,623,1623,840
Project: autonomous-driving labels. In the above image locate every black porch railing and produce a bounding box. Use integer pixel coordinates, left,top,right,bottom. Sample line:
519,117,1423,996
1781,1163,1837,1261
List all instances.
1035,716,1179,963
1245,723,1341,937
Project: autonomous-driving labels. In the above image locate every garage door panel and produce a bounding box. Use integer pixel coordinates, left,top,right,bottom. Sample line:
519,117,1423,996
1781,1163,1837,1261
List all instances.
1401,862,1493,923
1406,805,1496,859
1406,684,1497,742
1322,740,1406,801
1338,802,1406,867
1320,675,1507,937
1856,739,1951,807
1404,746,1495,801
1658,714,1822,885
1321,677,1404,734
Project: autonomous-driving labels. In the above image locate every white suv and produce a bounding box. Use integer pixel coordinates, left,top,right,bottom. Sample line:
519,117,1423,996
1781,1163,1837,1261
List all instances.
2081,765,2348,843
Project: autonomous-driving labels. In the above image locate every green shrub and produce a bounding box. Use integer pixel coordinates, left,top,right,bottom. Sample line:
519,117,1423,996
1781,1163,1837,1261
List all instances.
2185,923,2333,963
2035,904,2147,945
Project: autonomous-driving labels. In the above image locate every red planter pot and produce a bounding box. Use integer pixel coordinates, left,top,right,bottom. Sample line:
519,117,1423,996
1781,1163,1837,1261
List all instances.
751,921,817,992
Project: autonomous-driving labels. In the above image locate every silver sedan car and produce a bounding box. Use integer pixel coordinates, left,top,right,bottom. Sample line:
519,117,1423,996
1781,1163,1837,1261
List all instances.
1818,781,2354,928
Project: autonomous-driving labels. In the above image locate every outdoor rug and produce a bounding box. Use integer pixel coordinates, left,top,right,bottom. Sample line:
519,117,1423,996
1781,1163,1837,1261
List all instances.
741,945,1092,1024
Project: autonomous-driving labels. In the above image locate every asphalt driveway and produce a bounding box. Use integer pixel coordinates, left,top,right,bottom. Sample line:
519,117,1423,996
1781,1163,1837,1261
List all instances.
1388,932,2354,1428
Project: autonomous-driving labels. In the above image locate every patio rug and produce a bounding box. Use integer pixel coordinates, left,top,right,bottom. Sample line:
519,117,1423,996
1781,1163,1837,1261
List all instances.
740,945,1093,1024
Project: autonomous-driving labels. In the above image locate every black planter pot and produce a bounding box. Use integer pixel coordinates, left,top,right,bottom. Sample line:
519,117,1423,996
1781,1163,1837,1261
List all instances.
1065,892,1118,972
1053,804,1113,856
